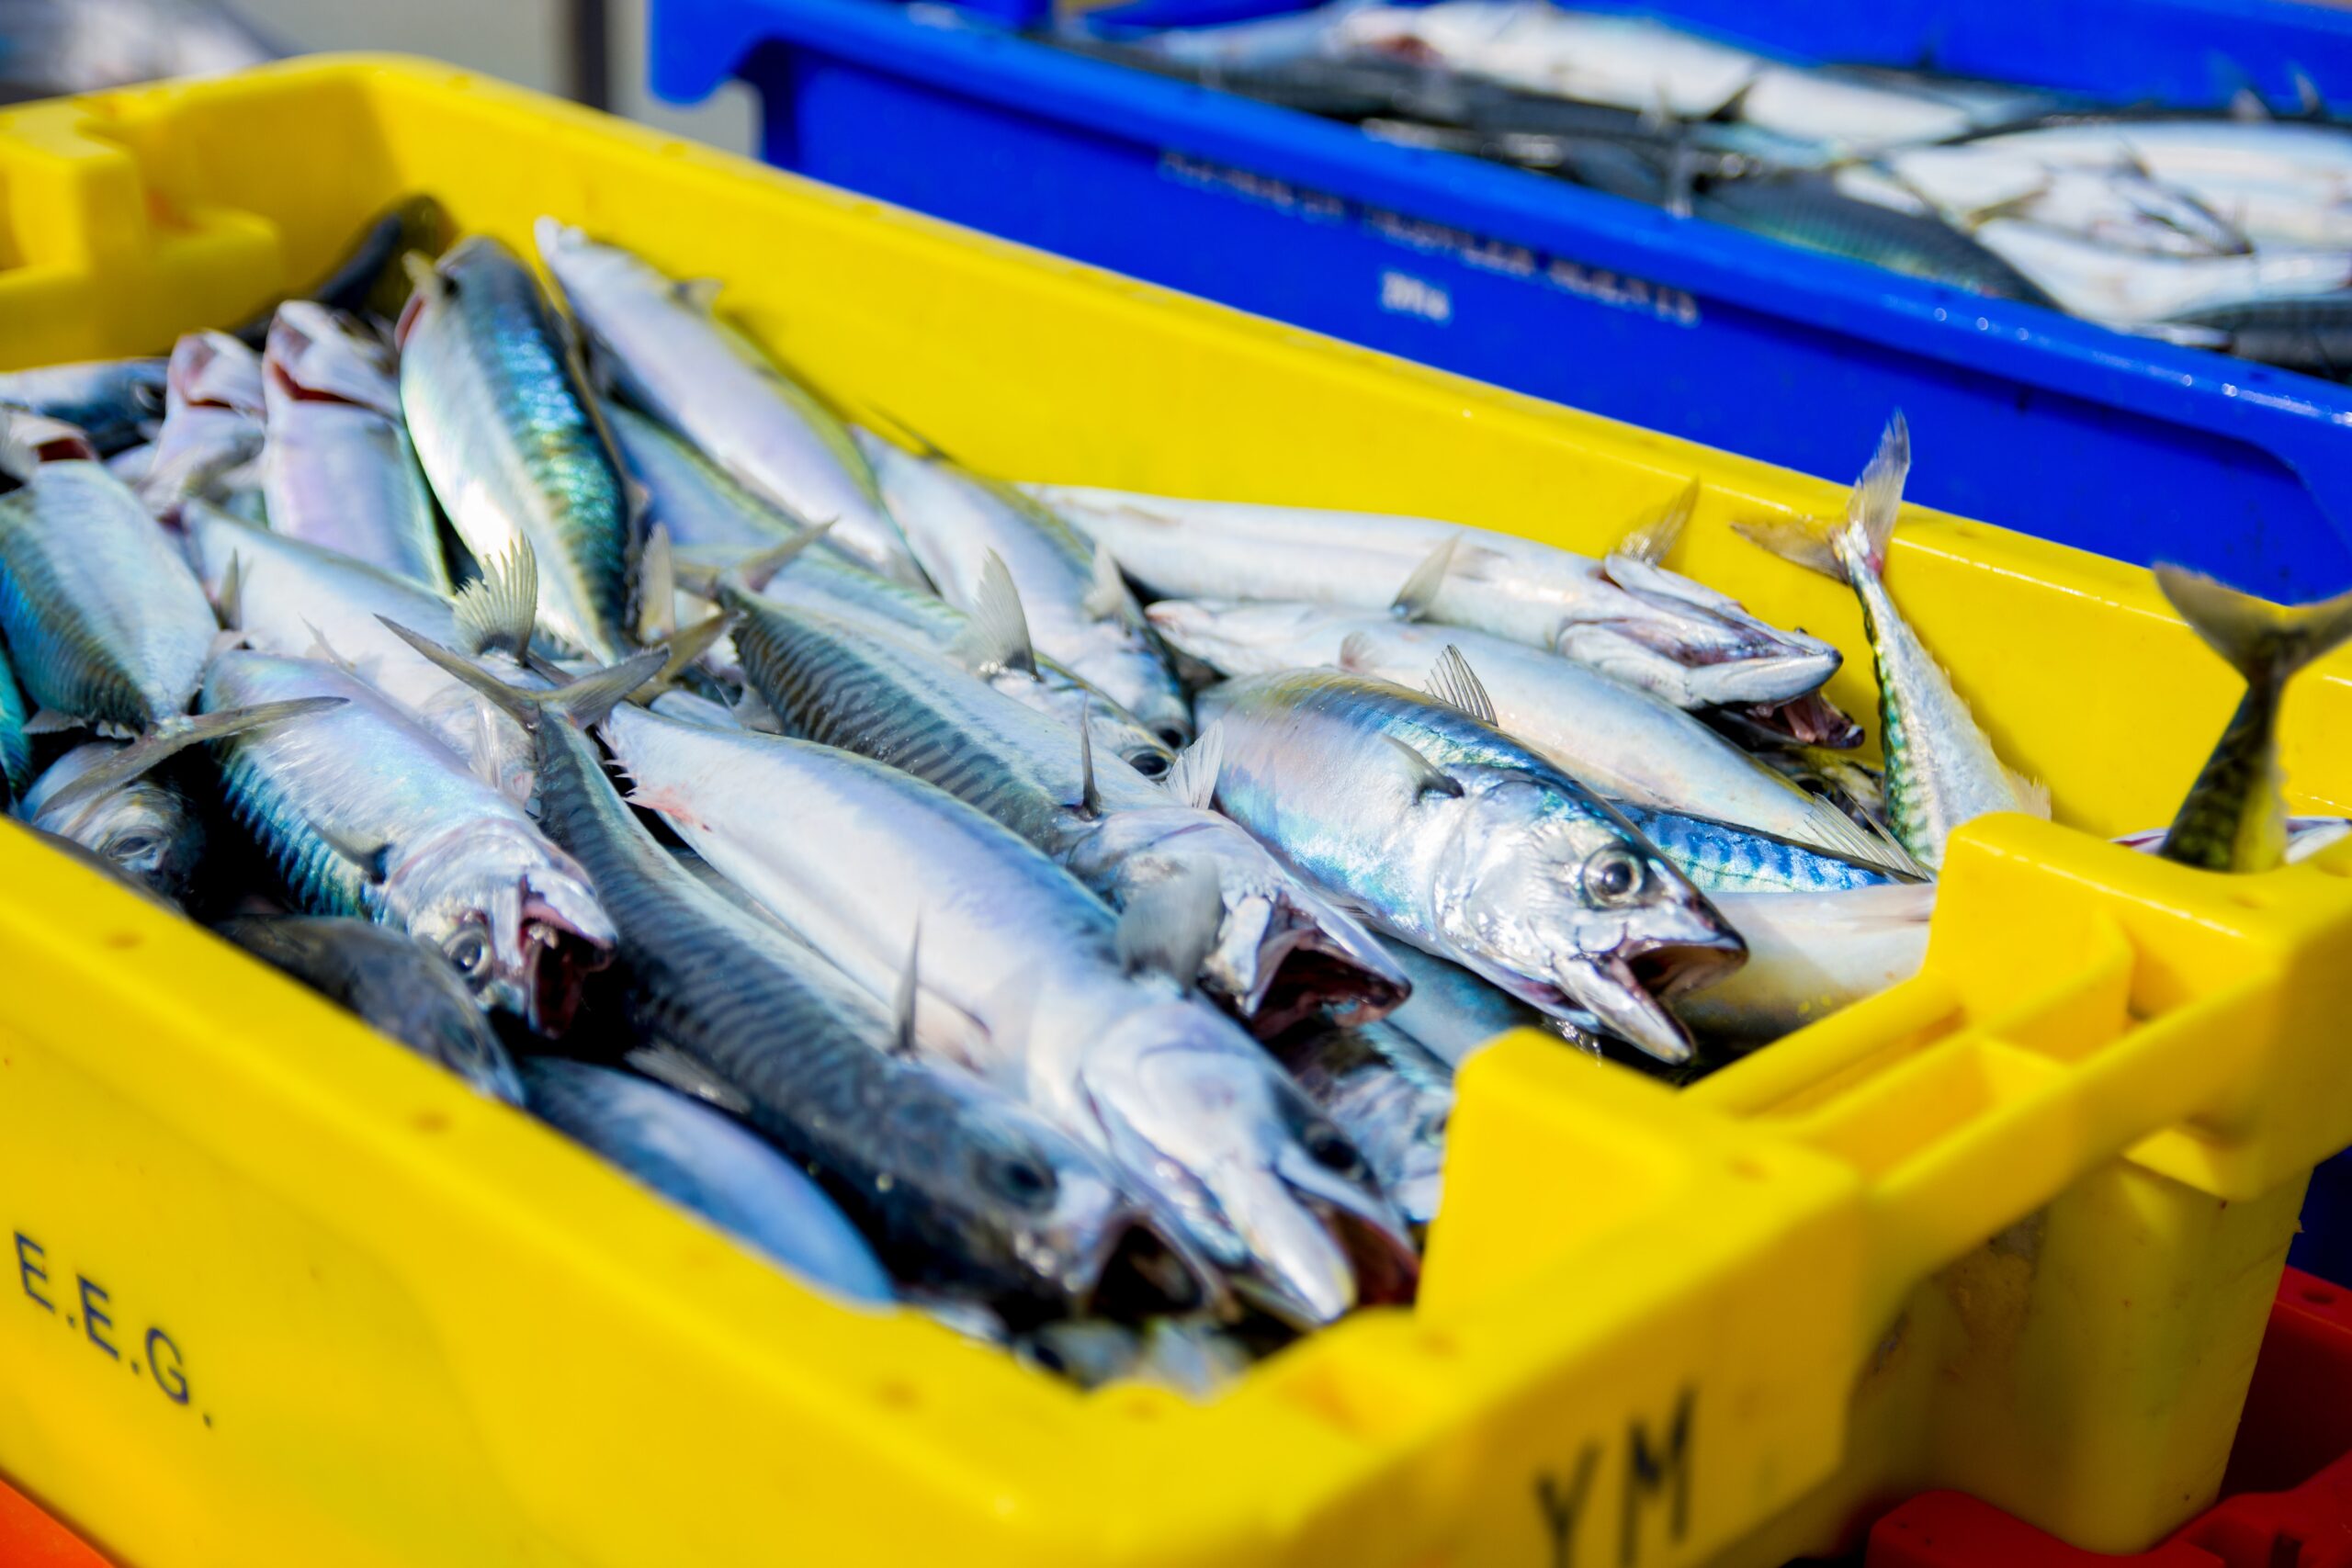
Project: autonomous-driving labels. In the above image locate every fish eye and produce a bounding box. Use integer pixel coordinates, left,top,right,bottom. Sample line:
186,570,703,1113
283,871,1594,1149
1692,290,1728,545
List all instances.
982,1150,1058,1209
132,382,165,415
1151,725,1190,750
445,927,490,976
1582,845,1645,905
1128,750,1170,780
1302,1122,1365,1181
106,832,156,861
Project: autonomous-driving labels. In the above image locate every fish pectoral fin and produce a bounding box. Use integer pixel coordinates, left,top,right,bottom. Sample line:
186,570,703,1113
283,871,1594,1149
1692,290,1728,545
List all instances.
449,529,537,661
1421,644,1497,727
20,707,85,737
1382,734,1464,800
1390,535,1458,622
623,784,706,832
2007,767,2053,819
1161,722,1224,812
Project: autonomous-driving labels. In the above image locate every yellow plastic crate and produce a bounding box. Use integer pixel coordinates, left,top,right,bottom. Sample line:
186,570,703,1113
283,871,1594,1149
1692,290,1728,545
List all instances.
0,55,2347,1568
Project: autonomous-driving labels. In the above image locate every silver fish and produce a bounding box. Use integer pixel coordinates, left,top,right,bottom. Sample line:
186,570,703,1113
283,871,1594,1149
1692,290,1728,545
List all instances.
1376,935,1601,1068
519,1056,896,1304
0,453,215,730
1193,669,1747,1063
720,581,1407,1033
1737,415,2047,871
1147,598,1910,871
137,330,264,520
261,302,449,591
1271,1020,1451,1227
1029,483,1839,706
599,704,1419,1327
0,356,165,456
185,502,539,804
203,649,614,1032
858,431,1192,747
398,236,634,661
19,739,204,901
534,220,925,589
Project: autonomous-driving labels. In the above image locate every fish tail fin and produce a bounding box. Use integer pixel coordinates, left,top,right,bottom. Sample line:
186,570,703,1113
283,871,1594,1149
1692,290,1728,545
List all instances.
1789,785,1930,880
378,618,668,729
1617,477,1699,566
1731,412,1908,585
452,537,540,658
718,522,836,599
36,697,345,815
653,610,736,690
2154,564,2352,689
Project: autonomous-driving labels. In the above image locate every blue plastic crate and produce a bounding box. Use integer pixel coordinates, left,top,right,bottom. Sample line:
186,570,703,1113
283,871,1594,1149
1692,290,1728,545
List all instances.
650,0,2352,597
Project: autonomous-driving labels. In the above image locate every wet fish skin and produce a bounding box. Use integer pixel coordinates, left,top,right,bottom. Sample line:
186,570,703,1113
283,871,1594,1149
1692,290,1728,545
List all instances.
483,668,1207,1321
218,914,526,1102
0,458,215,730
534,220,926,590
723,545,1173,776
185,503,537,803
1196,669,1747,1064
519,1056,897,1305
398,236,634,662
0,358,165,456
0,639,27,805
1698,173,2058,304
20,739,205,902
857,432,1193,748
599,704,1418,1328
1147,597,1907,870
202,649,613,1032
723,589,1406,1032
1271,1019,1451,1227
1614,803,1901,894
1032,484,1839,708
261,302,450,591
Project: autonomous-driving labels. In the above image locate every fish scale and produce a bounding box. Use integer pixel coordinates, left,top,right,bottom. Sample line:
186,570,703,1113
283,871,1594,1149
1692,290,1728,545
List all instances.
399,237,633,661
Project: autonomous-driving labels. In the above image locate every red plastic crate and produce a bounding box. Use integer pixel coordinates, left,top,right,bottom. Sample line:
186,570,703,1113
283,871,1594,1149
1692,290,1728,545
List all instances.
0,1476,111,1567
1868,1268,2352,1567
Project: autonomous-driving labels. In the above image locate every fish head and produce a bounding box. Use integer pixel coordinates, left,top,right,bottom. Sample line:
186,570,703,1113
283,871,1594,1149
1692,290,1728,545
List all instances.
390,821,616,1034
1557,553,1841,707
1080,1003,1419,1328
1072,808,1410,1033
1433,771,1747,1064
25,745,204,902
944,1084,1220,1325
1070,692,1176,780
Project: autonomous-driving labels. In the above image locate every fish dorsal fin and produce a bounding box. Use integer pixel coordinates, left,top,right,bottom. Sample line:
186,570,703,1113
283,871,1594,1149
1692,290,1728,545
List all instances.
2292,63,2324,119
637,524,678,647
452,538,541,659
1392,536,1458,622
2229,83,2272,121
32,698,345,816
725,522,836,597
1336,629,1380,675
732,684,780,732
948,551,1038,677
1073,695,1103,818
1161,721,1223,812
1384,733,1464,799
1423,644,1497,726
1081,542,1134,625
655,610,736,691
671,276,724,314
1618,479,1698,566
892,916,922,1057
1114,861,1222,986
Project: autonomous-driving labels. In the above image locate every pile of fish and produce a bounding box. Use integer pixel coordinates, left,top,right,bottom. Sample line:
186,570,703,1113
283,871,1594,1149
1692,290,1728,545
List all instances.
1,203,2339,1393
1058,0,2352,377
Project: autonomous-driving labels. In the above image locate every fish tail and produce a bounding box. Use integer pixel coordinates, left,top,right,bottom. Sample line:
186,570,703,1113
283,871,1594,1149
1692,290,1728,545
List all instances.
2155,565,2352,690
1731,510,1849,584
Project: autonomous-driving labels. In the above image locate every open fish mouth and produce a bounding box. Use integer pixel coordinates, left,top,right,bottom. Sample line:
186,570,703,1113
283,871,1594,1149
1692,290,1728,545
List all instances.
1706,690,1866,749
522,911,617,1036
1072,1213,1225,1325
1555,925,1747,1065
1557,617,1840,706
1211,895,1411,1036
